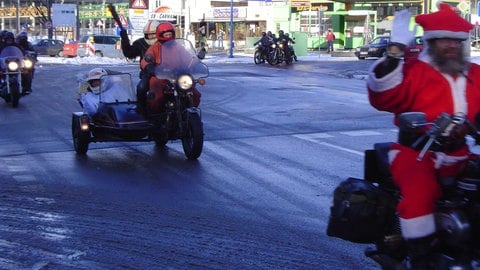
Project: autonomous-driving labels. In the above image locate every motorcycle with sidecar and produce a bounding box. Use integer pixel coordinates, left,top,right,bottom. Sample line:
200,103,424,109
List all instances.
71,39,208,160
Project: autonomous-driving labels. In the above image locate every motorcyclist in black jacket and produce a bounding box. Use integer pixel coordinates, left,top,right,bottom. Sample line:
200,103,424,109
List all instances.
284,33,297,61
119,20,160,113
253,32,270,57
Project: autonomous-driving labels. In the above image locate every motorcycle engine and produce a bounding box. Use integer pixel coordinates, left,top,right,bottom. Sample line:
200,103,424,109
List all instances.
435,208,471,248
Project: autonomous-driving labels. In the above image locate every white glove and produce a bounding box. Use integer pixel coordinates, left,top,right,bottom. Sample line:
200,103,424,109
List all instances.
390,9,415,46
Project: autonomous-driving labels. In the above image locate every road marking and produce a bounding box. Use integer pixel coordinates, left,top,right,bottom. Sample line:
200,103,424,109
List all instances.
318,142,364,156
13,174,36,182
292,133,333,143
340,130,383,136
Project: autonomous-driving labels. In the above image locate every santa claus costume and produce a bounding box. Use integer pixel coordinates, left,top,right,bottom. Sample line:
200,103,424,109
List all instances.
367,2,480,268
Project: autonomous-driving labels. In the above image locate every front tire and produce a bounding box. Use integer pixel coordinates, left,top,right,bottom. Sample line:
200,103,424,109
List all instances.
254,50,263,64
181,113,203,160
71,116,90,155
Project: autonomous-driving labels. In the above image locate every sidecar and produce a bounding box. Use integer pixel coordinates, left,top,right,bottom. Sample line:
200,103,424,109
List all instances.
71,72,166,155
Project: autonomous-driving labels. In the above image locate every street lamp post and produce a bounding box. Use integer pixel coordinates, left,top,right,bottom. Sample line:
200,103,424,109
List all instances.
229,0,233,58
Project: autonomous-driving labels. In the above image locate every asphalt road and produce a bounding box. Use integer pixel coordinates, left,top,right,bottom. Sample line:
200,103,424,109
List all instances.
0,58,392,269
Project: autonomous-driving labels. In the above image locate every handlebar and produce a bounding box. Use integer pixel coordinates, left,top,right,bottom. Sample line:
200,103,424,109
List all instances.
411,113,480,161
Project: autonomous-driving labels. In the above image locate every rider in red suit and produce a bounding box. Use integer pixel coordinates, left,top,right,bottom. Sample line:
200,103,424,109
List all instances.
367,3,480,269
140,22,201,114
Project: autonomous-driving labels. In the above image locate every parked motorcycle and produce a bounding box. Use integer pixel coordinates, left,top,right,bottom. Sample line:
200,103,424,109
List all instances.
0,45,34,107
327,112,480,269
72,39,207,160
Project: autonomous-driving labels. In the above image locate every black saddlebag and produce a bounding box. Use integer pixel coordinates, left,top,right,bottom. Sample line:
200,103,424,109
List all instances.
327,177,393,244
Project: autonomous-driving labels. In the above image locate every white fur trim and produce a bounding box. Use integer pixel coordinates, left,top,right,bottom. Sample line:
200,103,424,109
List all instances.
423,30,468,41
400,214,436,239
367,58,404,92
442,75,467,114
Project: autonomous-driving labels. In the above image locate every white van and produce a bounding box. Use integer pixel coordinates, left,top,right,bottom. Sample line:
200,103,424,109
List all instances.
77,34,124,58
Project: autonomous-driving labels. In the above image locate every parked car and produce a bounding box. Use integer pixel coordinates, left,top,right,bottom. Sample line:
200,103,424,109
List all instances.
472,38,480,49
76,34,124,58
354,36,390,60
31,39,64,57
63,41,78,58
404,36,424,62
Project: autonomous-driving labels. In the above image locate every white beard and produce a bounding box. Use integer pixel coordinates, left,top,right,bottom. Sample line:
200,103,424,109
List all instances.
145,38,156,45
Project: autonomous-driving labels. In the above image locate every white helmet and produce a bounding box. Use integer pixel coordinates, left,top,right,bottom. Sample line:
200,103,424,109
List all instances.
143,20,161,45
87,68,107,94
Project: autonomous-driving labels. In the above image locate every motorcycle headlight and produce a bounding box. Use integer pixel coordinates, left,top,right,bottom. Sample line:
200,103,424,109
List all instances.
23,58,33,69
279,44,284,48
271,44,276,48
178,75,193,90
7,60,19,71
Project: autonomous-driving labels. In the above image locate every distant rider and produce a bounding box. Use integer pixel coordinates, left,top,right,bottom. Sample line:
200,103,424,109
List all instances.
253,32,270,57
16,31,35,94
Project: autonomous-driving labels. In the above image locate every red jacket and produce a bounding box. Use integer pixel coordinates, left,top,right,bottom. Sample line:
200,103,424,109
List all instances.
367,58,480,126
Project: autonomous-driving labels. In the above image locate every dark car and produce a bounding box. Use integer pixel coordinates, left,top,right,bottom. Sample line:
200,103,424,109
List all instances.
354,36,390,60
404,36,424,62
31,39,64,57
472,38,480,49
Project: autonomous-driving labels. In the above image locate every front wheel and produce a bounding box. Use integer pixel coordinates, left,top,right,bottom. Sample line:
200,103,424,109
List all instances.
181,113,203,160
267,49,278,65
71,116,90,155
254,50,263,64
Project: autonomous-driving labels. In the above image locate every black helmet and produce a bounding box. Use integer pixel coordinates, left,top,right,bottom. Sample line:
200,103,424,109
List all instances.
4,31,15,42
279,30,284,36
0,30,8,41
261,32,266,37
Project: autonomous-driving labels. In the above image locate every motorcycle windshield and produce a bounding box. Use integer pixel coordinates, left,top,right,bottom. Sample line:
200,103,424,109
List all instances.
98,73,137,103
0,46,23,58
153,39,209,81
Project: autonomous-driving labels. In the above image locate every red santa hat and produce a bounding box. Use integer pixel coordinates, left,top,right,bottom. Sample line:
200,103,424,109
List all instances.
415,2,472,41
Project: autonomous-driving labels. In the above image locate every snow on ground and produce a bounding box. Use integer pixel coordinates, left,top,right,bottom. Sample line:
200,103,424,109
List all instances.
35,50,480,67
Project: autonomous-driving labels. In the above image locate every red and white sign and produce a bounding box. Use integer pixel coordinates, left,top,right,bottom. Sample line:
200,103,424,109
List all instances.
131,0,147,9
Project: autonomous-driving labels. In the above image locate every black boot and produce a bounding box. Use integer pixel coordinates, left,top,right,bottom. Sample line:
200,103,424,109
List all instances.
406,234,436,270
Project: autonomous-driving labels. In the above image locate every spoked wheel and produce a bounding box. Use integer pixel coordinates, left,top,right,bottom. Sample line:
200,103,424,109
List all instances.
267,49,278,65
254,50,264,64
181,113,203,160
10,82,20,108
71,116,90,155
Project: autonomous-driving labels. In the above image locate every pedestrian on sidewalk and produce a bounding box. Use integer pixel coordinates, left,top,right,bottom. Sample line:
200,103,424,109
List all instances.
326,29,335,53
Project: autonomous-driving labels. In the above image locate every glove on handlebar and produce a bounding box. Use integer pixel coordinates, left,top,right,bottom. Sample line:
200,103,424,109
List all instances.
390,9,415,47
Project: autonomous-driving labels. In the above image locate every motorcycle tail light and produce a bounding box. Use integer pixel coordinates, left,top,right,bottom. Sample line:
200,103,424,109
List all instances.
23,58,33,69
80,115,90,131
6,60,19,71
178,75,193,90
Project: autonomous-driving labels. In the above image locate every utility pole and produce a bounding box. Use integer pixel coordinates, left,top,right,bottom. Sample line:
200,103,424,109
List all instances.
47,0,52,39
229,0,233,58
